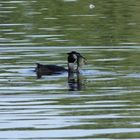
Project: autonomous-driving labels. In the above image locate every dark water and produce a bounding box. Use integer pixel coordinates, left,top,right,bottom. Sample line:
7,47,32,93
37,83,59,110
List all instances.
0,0,140,139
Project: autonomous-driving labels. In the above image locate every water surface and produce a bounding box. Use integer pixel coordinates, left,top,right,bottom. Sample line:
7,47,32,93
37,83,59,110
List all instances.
0,0,140,139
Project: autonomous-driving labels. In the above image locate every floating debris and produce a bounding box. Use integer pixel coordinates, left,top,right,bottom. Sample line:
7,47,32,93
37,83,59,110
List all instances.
89,4,95,9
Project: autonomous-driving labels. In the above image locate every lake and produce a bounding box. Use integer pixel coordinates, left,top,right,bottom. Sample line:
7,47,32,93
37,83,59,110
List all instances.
0,0,140,139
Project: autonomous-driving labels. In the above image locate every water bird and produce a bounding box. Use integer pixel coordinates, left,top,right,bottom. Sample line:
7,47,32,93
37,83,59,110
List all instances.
67,51,86,73
35,51,86,78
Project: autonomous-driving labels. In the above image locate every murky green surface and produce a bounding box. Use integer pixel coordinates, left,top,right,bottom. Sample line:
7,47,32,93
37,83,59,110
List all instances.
0,0,140,139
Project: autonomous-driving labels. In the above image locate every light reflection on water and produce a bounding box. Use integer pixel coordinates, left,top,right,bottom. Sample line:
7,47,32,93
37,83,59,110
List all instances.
0,0,140,139
0,46,140,139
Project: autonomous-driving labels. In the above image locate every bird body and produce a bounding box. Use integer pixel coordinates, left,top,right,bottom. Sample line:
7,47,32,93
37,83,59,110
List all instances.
36,63,67,75
35,51,86,78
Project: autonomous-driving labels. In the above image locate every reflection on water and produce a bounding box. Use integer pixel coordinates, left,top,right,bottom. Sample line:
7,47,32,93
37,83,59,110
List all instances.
68,72,85,91
0,46,140,139
0,0,140,139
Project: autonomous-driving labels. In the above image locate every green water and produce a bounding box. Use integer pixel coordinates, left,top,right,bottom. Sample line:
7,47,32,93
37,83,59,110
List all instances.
0,0,140,139
1,0,140,46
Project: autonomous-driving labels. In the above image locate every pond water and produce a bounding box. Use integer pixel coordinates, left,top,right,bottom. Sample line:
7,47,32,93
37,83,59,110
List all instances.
0,0,140,139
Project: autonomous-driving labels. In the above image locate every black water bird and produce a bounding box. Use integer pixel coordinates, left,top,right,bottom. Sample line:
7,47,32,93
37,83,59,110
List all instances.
35,51,86,78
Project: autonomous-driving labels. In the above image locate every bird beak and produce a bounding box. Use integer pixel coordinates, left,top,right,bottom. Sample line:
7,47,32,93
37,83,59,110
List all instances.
78,54,87,65
80,55,86,60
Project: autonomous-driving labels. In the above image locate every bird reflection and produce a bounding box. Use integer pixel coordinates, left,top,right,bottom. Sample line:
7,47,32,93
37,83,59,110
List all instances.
36,71,85,91
68,72,85,91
